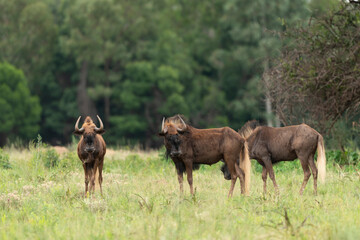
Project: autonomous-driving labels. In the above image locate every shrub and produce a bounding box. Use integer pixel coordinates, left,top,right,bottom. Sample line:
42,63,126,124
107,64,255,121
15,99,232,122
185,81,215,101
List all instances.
327,150,360,166
0,148,11,169
59,151,79,170
42,148,60,168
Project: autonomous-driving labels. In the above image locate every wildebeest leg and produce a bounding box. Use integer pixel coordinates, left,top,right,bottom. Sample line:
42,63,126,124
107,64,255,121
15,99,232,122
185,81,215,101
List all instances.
262,166,268,194
175,162,184,194
234,163,245,194
98,159,104,195
226,162,237,197
263,158,279,193
90,161,100,194
83,164,89,197
299,158,311,195
185,162,194,195
308,155,318,195
177,170,184,194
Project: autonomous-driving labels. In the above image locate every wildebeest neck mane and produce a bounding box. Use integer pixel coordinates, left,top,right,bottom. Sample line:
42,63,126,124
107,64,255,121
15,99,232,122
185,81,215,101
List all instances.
238,120,260,139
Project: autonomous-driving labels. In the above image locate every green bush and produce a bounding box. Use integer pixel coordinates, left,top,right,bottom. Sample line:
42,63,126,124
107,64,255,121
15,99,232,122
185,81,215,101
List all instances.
42,148,60,168
0,62,41,146
327,150,360,166
59,151,79,170
0,148,11,169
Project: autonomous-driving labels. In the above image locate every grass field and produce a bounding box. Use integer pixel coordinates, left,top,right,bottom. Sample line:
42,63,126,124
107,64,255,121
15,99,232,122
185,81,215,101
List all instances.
0,144,360,240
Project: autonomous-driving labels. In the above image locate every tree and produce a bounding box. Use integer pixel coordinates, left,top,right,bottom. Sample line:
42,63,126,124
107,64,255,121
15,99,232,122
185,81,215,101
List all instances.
0,0,314,147
0,0,68,144
0,62,41,146
267,2,360,133
217,0,309,127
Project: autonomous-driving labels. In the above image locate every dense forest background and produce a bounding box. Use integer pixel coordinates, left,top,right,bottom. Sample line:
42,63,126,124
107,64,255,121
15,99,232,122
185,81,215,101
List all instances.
0,0,358,149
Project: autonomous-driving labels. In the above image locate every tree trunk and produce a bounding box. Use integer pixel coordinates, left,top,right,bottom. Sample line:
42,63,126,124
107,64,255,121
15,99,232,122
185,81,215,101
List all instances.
263,59,274,127
0,133,7,147
77,61,97,117
104,60,110,127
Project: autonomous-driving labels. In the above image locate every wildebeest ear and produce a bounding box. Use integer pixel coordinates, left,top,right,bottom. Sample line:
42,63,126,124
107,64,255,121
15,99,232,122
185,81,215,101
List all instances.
73,130,83,136
95,129,105,135
158,132,165,137
177,129,187,135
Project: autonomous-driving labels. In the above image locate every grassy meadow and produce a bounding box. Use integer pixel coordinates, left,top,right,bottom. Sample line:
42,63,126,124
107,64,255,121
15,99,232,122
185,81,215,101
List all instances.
0,143,360,240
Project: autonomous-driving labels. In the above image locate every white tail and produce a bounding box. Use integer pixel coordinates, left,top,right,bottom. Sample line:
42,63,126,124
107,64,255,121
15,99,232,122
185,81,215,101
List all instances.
317,135,326,183
240,141,251,195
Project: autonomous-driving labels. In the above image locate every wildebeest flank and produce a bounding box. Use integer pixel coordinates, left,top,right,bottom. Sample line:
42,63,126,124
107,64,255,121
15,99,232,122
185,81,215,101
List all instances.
159,115,251,197
74,115,106,196
223,121,326,195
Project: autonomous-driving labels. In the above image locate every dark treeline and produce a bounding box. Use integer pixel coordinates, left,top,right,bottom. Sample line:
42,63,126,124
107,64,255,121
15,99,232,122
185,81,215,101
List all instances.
1,0,354,148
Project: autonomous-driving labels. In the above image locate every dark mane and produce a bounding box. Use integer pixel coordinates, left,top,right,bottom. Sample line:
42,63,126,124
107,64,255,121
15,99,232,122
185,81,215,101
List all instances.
238,120,260,138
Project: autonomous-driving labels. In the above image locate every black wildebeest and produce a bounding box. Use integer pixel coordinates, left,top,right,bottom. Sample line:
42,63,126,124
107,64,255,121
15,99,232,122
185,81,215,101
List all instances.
158,115,251,197
74,115,106,196
222,121,326,195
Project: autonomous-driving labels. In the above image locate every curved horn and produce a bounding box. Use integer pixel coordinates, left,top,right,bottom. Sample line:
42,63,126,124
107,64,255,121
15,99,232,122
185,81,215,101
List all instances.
161,117,169,134
161,117,165,132
94,115,104,132
74,116,84,133
177,116,187,131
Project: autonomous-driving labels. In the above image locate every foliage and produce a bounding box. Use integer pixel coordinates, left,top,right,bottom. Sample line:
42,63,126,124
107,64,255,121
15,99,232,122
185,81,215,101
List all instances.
0,0,313,147
0,62,41,146
42,148,60,168
0,148,10,169
327,149,360,166
58,151,79,170
267,1,360,133
1,0,357,150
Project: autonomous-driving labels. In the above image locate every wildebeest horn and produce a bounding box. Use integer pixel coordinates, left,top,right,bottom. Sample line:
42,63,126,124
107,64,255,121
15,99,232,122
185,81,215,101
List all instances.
94,115,104,132
161,117,168,134
161,117,165,131
177,116,187,131
74,116,84,133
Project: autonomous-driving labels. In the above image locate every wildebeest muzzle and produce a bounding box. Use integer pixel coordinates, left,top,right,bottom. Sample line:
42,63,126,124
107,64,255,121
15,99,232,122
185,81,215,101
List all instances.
167,135,182,158
85,146,95,153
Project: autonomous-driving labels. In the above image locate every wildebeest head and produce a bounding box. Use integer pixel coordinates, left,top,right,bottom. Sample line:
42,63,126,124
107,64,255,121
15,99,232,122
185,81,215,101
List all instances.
158,115,187,158
221,163,231,180
74,115,105,153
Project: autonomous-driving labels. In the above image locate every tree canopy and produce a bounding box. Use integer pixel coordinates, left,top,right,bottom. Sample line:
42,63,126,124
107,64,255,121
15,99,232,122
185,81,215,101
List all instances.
3,0,355,148
267,2,360,133
0,62,41,146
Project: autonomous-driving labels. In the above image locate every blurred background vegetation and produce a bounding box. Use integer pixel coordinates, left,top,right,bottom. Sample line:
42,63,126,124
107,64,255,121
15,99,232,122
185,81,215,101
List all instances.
0,0,358,149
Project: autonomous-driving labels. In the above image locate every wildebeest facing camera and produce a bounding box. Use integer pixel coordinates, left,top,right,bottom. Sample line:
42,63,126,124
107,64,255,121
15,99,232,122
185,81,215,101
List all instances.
74,115,106,197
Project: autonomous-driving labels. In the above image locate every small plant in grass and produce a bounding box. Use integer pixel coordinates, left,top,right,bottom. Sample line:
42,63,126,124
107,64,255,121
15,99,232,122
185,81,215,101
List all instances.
0,148,11,169
59,151,78,170
29,134,60,169
0,191,21,209
327,150,360,166
42,148,60,168
28,134,46,180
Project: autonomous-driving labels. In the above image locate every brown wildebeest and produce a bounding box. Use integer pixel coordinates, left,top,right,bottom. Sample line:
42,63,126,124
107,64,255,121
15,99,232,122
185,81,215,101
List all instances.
158,115,251,197
222,121,326,195
74,115,106,196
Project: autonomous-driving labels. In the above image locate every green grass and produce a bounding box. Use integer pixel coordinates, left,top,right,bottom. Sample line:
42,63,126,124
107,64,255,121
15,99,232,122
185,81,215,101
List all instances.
0,146,360,239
